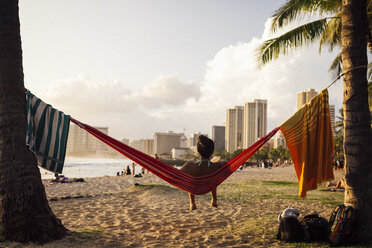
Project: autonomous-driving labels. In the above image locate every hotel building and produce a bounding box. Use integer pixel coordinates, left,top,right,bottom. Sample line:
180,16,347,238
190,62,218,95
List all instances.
243,99,267,148
153,131,184,156
66,124,108,156
211,125,225,152
225,106,244,153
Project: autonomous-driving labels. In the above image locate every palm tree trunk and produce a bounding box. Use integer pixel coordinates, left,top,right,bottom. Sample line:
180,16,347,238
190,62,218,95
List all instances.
0,0,67,243
341,0,372,241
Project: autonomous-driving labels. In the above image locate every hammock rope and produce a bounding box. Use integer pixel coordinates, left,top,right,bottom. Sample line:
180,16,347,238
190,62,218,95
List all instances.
70,117,279,195
326,65,368,89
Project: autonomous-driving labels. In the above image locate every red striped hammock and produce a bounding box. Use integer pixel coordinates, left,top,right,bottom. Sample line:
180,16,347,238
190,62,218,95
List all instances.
70,117,279,195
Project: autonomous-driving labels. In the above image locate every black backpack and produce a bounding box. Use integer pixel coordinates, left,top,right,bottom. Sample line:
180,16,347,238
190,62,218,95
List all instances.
276,217,305,242
301,214,330,242
329,204,356,246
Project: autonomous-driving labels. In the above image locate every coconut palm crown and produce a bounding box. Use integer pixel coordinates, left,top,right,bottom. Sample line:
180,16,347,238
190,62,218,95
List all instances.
257,0,372,74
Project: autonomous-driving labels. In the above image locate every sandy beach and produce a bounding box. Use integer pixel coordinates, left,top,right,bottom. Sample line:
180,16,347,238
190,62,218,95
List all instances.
10,166,343,248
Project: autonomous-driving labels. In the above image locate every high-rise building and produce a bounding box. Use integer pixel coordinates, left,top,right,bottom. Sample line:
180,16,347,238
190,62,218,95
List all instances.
297,88,318,109
187,132,208,148
329,104,336,135
225,106,244,153
243,99,267,148
130,139,154,155
211,125,225,152
273,131,287,149
122,138,129,145
66,124,108,156
130,139,145,153
171,147,190,159
144,139,154,155
187,132,207,148
153,131,184,156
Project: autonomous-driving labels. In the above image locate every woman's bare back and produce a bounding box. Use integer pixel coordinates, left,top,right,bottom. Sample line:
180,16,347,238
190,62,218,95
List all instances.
180,161,222,177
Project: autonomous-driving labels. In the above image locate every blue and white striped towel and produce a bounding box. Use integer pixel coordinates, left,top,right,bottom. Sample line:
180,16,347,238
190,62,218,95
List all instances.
26,90,70,173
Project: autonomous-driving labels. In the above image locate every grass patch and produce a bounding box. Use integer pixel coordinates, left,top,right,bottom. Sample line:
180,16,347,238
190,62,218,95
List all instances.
130,183,179,192
262,180,298,187
71,228,106,239
219,178,343,208
284,242,329,248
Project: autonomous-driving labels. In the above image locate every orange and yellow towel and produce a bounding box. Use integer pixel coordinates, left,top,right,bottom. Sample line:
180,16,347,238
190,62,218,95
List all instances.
280,89,334,197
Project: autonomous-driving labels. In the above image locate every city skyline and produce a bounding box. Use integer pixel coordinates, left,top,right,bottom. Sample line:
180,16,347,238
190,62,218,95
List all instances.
88,85,334,147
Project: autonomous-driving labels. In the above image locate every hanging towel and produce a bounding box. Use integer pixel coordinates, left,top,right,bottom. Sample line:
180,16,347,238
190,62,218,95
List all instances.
26,90,70,173
280,89,334,197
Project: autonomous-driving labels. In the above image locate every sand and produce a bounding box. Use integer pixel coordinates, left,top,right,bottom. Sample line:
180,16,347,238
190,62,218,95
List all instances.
10,167,344,248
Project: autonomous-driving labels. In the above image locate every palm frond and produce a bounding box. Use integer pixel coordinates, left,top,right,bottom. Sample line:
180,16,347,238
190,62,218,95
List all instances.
257,19,328,65
319,13,341,52
271,0,341,33
328,52,342,77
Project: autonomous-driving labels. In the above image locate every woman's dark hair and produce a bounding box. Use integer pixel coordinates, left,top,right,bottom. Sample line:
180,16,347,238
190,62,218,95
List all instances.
197,135,214,159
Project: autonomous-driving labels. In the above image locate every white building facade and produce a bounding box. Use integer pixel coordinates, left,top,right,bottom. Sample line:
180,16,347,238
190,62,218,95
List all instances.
225,106,244,153
243,99,267,148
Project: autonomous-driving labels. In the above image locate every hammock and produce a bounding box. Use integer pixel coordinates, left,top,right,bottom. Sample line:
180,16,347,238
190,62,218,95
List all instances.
70,117,279,195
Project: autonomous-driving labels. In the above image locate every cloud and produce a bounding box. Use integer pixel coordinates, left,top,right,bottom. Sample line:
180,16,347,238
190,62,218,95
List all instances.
31,73,202,139
30,18,343,140
133,75,201,108
36,73,134,116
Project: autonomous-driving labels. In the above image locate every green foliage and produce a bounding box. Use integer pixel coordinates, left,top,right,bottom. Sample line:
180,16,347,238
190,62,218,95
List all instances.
270,0,341,33
328,52,342,77
72,228,105,239
333,135,344,160
0,233,5,242
262,180,298,187
182,150,199,161
257,19,329,64
333,107,344,160
268,148,281,160
268,146,291,161
257,0,372,75
213,150,231,160
230,148,244,159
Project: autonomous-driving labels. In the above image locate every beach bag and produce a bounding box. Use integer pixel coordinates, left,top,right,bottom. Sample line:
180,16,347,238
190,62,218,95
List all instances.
329,204,356,246
301,214,330,242
276,216,305,242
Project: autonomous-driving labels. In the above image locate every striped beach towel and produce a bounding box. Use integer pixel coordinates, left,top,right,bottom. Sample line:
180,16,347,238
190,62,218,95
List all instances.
280,89,334,197
26,90,70,173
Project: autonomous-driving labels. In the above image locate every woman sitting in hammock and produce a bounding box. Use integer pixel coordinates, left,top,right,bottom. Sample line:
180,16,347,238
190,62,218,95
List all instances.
180,135,222,211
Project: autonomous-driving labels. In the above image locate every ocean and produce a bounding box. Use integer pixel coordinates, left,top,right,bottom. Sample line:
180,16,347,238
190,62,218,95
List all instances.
40,157,143,179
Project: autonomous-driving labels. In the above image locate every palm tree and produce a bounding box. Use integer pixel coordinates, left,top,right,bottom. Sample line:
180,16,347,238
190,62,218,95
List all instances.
257,0,372,241
335,107,344,136
0,0,67,243
334,108,344,160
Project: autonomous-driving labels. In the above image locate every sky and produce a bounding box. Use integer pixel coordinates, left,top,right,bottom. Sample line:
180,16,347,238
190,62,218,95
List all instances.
19,0,343,140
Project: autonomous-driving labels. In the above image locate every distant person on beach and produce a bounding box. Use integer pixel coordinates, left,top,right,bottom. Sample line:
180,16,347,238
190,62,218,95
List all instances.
132,162,136,175
125,165,131,175
116,172,120,176
326,178,345,190
155,154,160,160
180,135,222,211
141,166,145,174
